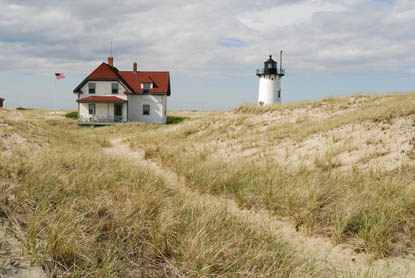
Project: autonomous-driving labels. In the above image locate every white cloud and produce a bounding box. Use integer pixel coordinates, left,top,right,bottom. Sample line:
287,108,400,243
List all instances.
238,0,347,30
0,0,414,78
339,0,368,6
384,0,415,24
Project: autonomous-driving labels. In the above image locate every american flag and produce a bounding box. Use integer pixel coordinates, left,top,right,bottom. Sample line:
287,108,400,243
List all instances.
55,73,66,79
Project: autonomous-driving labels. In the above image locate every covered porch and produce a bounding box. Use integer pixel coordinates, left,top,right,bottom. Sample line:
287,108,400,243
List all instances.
77,96,128,125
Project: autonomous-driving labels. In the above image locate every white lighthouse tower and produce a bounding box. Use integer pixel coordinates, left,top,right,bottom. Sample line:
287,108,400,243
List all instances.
256,52,285,105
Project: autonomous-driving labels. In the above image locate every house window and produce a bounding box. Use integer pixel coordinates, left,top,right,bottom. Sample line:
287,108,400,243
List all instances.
278,90,281,98
89,104,96,115
143,104,150,115
112,83,118,94
89,83,96,94
142,82,152,94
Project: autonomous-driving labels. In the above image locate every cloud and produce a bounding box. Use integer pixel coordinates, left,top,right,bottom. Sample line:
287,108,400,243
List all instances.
238,0,347,30
340,0,368,6
0,0,414,79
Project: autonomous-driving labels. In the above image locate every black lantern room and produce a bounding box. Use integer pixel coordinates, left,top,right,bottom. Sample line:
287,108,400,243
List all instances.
256,53,285,77
264,55,277,74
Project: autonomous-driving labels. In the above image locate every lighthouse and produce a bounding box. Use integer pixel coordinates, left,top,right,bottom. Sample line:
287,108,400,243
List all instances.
256,52,285,105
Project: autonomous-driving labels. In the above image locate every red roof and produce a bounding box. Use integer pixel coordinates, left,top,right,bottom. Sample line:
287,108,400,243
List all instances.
87,63,121,80
74,62,170,95
77,96,127,103
119,71,170,94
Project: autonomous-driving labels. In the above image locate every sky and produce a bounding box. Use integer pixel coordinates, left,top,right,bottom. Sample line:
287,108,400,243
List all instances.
1,0,415,110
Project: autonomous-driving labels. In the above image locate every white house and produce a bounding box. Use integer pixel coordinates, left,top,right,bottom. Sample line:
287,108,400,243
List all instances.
73,57,171,125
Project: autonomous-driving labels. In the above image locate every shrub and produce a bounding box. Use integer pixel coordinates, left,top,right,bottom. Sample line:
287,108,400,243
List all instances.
167,115,186,124
65,111,78,119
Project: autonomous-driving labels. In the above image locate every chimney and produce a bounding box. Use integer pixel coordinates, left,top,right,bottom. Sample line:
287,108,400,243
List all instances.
133,62,137,73
108,56,114,66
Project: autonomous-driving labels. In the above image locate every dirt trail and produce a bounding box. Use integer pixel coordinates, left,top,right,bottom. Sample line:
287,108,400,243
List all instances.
0,127,47,278
105,138,415,277
0,223,47,278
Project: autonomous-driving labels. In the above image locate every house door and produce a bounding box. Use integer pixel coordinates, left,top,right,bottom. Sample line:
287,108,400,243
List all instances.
114,103,122,122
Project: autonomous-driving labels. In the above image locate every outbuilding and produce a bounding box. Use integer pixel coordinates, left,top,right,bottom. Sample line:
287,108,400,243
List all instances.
0,98,4,108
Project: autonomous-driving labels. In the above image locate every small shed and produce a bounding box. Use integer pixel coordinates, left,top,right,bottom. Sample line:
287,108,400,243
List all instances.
0,98,4,108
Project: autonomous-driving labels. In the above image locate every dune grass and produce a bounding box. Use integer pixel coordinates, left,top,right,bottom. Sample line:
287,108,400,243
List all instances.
2,94,415,276
0,110,316,277
129,93,415,257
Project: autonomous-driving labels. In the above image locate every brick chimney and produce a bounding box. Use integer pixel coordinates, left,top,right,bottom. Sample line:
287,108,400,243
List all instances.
133,62,137,73
108,56,114,66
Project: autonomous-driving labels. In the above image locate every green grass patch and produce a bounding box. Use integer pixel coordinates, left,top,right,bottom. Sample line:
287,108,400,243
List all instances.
167,115,187,124
64,111,78,119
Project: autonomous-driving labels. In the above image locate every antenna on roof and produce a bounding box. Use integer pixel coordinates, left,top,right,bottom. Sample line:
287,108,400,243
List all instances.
110,40,113,57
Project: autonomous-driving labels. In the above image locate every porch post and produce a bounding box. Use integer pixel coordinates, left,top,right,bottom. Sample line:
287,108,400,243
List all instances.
77,94,80,122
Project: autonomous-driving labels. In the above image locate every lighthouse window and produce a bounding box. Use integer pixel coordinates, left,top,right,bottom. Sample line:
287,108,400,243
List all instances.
143,104,150,115
268,64,273,68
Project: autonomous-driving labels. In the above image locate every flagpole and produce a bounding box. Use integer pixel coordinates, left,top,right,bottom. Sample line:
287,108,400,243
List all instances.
54,76,57,114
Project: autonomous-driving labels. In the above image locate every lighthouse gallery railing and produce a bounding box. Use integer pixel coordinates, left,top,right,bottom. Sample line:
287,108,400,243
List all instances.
256,68,285,76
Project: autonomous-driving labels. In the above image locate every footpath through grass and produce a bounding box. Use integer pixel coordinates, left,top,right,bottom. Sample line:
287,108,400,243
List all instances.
130,93,415,258
0,110,316,277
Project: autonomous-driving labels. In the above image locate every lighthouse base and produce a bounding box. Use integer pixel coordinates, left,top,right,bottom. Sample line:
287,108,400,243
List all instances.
258,75,281,105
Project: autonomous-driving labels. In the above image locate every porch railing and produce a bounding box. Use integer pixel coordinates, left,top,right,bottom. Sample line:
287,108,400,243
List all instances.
78,115,124,123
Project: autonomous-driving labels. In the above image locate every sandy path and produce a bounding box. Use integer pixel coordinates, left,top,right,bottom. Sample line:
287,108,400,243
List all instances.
0,222,47,278
0,123,47,278
105,138,415,277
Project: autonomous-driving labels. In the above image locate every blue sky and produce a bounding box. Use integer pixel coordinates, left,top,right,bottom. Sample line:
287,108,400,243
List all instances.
1,0,414,110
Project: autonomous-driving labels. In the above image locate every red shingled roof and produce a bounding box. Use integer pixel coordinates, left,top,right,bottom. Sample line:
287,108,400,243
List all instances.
87,63,121,80
73,62,171,95
77,96,127,103
119,71,170,94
